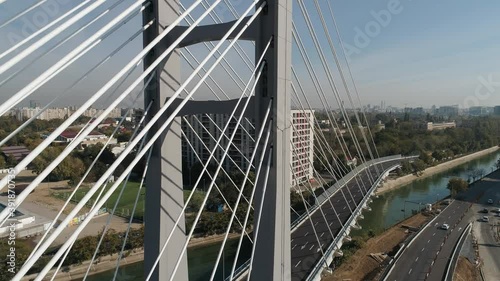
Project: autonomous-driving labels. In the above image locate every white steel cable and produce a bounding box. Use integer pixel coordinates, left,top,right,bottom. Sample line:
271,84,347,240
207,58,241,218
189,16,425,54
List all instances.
181,129,254,243
0,56,145,231
183,116,256,202
49,178,112,281
326,0,382,163
179,2,254,99
288,115,343,236
292,20,375,188
0,21,152,147
165,59,265,281
0,0,137,87
147,8,267,276
290,80,368,199
209,101,272,281
311,0,379,175
181,48,256,139
0,0,48,30
82,114,152,281
0,0,205,195
111,146,153,280
291,35,369,195
0,0,93,61
0,0,105,71
197,1,254,71
24,79,153,263
0,0,148,117
294,3,375,184
12,2,261,279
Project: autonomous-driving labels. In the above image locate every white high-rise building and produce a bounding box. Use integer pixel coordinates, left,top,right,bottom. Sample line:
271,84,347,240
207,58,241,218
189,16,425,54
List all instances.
290,110,314,186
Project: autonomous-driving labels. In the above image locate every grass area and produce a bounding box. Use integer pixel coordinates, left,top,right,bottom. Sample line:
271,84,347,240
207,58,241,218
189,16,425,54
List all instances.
52,182,208,220
52,181,146,220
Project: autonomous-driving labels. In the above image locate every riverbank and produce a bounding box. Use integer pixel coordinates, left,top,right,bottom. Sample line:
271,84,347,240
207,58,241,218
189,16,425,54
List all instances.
21,232,241,281
324,212,431,281
376,146,500,195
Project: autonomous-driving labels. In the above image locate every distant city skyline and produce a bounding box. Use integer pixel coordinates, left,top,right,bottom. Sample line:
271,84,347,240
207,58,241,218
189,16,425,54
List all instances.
1,1,500,109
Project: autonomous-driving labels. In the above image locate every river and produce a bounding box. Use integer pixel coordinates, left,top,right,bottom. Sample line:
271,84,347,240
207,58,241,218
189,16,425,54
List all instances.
352,150,500,236
85,150,500,280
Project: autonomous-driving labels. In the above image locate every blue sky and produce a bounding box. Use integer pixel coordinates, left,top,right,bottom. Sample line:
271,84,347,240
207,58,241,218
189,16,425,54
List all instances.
0,0,499,109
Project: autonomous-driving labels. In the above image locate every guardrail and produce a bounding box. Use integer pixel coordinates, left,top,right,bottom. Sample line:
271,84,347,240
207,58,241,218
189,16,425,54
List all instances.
291,155,417,232
306,162,404,281
380,201,453,281
225,259,250,281
444,222,472,281
229,155,418,281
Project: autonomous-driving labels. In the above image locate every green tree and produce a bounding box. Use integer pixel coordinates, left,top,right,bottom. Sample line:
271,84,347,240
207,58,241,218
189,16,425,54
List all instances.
51,157,85,184
419,151,433,165
447,178,468,198
411,159,426,176
4,154,17,167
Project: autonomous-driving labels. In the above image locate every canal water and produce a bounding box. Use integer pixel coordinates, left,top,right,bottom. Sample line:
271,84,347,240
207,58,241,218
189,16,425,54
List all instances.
85,150,500,280
352,150,500,237
84,237,252,281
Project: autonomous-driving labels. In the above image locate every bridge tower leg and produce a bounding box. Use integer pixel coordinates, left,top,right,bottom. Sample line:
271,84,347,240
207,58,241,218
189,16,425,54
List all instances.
252,0,293,280
142,1,188,281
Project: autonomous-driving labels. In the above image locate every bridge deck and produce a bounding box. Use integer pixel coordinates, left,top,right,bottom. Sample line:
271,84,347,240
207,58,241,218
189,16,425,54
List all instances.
291,160,401,281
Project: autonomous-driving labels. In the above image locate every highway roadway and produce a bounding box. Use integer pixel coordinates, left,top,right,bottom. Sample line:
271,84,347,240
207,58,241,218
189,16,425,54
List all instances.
386,199,471,281
290,159,401,281
470,171,500,281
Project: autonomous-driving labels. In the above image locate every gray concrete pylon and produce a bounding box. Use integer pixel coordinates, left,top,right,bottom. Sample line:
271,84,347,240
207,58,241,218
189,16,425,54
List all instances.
142,1,188,280
252,0,293,280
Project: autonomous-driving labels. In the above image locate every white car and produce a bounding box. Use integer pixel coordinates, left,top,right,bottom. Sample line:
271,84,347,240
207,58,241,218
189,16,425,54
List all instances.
487,199,493,204
482,216,489,222
441,223,450,230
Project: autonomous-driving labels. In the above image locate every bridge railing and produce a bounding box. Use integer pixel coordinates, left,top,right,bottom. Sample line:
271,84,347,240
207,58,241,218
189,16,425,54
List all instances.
291,155,417,232
230,155,418,281
306,162,404,281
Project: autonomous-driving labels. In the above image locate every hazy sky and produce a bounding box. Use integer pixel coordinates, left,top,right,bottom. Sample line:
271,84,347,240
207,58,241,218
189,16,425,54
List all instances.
1,0,500,109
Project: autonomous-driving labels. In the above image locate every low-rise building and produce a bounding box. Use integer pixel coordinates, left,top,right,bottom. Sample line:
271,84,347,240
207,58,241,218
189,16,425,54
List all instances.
426,121,456,131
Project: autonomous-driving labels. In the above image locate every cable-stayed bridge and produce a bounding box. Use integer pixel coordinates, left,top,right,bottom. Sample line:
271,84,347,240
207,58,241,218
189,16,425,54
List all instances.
0,1,412,280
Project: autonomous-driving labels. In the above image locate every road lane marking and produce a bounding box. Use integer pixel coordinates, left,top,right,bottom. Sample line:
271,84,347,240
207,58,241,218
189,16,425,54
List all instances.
304,232,308,237
301,242,308,250
309,244,315,250
415,257,419,262
292,244,297,250
343,206,346,210
421,247,425,252
329,222,333,226
314,221,318,226
427,240,430,243
295,261,301,267
320,232,324,237
433,233,436,236
408,269,412,275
